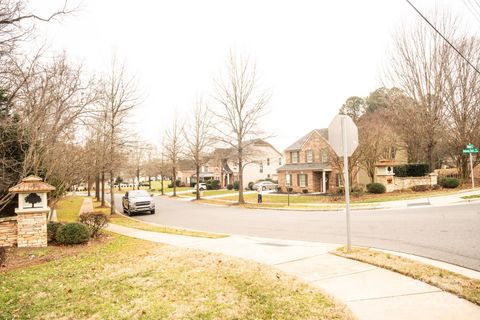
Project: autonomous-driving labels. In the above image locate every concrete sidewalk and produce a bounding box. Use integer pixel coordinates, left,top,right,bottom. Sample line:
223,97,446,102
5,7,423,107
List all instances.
107,223,480,320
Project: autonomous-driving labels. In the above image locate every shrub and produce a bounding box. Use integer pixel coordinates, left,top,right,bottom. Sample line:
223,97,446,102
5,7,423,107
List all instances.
190,182,196,188
351,186,364,197
302,188,308,194
79,212,109,238
56,222,90,245
233,181,240,191
432,184,442,190
439,178,460,189
336,187,344,195
411,185,430,192
226,184,234,190
210,180,220,190
167,183,173,188
47,221,63,243
367,183,386,194
248,182,255,190
394,164,430,177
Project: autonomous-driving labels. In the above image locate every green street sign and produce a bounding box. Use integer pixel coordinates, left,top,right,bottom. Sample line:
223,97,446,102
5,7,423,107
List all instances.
463,143,478,153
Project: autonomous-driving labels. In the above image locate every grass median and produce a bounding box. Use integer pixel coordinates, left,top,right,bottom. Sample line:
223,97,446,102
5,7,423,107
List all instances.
92,199,227,239
1,234,353,320
333,246,480,306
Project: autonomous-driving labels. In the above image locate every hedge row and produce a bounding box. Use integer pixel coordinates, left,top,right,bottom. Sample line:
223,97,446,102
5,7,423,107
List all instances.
393,164,430,177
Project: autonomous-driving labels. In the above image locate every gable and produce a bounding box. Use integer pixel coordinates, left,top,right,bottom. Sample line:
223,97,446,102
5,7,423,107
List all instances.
285,129,330,152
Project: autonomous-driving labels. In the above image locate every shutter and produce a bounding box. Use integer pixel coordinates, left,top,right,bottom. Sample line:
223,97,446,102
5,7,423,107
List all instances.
306,174,308,187
297,174,300,186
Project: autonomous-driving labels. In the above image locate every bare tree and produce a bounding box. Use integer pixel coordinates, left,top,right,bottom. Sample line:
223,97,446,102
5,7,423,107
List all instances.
164,116,184,197
0,52,97,211
388,9,458,170
0,0,74,60
443,36,480,179
100,56,139,214
184,98,213,200
213,52,270,204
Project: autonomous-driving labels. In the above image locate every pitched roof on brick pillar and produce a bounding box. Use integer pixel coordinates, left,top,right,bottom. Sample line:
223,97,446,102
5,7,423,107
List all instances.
8,176,56,193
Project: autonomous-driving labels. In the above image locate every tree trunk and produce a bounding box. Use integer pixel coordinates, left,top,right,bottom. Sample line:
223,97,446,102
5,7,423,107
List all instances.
196,165,200,200
95,174,100,201
136,167,140,190
238,157,244,204
172,167,177,196
101,171,105,207
161,173,164,195
110,170,115,215
148,176,151,189
87,175,91,197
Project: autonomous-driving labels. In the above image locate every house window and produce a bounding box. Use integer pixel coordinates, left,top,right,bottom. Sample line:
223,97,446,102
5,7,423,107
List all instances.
306,150,314,163
298,174,308,188
286,174,292,186
336,174,343,187
267,158,270,166
279,158,282,165
384,147,397,160
259,162,263,173
291,151,299,163
267,174,271,179
322,150,329,163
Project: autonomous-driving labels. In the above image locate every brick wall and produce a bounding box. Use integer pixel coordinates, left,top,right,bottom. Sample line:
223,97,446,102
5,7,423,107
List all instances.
0,216,17,247
16,211,48,247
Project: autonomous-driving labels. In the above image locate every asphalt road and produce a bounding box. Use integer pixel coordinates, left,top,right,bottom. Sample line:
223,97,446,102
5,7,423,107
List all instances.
114,194,480,271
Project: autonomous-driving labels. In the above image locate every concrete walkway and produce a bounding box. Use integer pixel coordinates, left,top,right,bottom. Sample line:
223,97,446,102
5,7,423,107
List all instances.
79,197,94,214
107,223,480,320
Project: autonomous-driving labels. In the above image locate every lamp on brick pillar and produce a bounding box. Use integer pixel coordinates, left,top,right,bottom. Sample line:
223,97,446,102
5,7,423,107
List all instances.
8,176,56,248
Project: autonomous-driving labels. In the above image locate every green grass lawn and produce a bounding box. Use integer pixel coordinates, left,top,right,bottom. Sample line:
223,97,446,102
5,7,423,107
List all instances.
0,234,353,320
54,196,84,222
462,194,480,199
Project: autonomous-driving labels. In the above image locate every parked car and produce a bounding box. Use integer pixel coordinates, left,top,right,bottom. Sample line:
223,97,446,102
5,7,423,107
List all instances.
195,183,207,191
122,190,155,216
253,181,278,191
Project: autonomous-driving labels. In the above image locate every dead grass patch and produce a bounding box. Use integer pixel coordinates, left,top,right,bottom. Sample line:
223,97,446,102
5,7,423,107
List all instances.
1,234,354,319
333,246,480,306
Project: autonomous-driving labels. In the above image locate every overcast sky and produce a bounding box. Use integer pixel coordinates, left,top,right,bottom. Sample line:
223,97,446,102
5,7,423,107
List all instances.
30,0,479,151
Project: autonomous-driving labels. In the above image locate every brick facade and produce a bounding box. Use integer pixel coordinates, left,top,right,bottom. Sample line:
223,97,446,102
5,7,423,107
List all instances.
277,130,340,193
0,216,18,247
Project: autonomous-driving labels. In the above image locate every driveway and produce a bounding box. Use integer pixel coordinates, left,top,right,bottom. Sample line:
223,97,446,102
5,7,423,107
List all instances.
113,194,480,271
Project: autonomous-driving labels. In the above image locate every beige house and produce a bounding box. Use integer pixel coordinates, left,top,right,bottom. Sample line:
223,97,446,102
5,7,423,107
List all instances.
214,140,283,187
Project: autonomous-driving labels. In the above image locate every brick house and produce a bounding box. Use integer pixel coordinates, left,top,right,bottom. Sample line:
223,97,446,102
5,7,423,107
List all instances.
277,129,340,193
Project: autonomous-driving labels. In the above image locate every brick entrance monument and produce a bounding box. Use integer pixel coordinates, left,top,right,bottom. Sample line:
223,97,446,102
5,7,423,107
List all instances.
8,176,56,247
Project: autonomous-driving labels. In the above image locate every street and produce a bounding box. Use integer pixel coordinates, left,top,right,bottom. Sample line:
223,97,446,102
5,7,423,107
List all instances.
113,194,480,271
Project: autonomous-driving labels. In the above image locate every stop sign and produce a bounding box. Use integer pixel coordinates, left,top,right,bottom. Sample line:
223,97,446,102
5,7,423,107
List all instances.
328,114,358,157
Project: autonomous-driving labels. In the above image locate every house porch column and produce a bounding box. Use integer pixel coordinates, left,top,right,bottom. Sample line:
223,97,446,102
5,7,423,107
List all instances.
322,170,326,193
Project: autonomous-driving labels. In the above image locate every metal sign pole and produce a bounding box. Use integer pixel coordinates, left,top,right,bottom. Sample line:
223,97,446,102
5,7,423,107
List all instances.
341,117,351,251
470,152,475,189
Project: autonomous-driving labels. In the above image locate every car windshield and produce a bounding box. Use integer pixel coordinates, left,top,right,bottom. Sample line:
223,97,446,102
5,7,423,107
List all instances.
129,190,149,197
